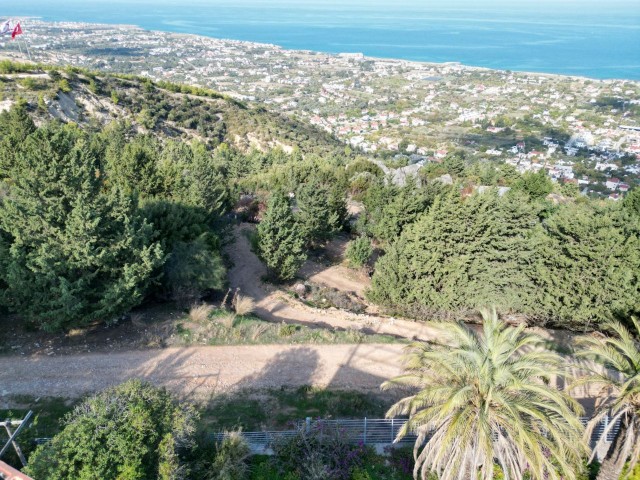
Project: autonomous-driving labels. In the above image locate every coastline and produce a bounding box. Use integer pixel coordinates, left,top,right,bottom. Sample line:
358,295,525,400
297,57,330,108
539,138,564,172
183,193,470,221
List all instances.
6,16,639,84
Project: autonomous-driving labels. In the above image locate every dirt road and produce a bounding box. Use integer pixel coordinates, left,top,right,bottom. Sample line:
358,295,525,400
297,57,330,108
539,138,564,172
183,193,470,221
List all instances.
0,344,404,401
0,342,601,409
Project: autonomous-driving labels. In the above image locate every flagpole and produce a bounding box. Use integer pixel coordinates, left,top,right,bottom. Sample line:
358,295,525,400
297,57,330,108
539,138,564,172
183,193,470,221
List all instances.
20,20,32,62
24,41,32,62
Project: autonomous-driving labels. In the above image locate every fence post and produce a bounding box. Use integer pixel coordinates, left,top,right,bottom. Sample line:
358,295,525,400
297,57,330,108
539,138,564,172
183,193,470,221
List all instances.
391,418,394,444
363,417,367,445
306,417,311,433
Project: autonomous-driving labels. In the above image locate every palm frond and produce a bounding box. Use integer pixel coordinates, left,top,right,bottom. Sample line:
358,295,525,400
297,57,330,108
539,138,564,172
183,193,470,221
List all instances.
384,310,587,480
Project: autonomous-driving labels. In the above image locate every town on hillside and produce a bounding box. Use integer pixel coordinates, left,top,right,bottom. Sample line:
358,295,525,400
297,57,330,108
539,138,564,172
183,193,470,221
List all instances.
2,19,639,200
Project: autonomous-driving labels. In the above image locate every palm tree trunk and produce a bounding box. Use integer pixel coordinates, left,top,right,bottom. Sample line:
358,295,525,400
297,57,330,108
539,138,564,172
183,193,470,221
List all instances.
597,415,630,480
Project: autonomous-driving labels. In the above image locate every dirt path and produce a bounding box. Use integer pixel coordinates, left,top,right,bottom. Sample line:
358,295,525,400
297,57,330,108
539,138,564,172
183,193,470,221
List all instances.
0,344,405,401
226,224,579,350
226,223,441,340
298,261,369,299
0,343,602,409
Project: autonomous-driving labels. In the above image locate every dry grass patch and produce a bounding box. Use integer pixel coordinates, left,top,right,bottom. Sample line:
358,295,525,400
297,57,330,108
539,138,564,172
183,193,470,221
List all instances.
250,323,270,341
219,313,237,329
233,293,256,316
189,303,213,323
67,328,87,337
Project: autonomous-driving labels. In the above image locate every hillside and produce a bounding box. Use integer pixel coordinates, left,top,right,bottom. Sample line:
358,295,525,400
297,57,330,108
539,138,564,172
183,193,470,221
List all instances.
0,60,346,157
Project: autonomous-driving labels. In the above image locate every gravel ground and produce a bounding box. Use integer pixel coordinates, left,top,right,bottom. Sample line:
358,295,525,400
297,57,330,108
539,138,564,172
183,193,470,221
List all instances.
0,344,405,401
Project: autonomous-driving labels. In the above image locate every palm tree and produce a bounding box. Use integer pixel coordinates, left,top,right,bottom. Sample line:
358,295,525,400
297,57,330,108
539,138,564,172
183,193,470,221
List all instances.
574,318,640,480
382,311,586,480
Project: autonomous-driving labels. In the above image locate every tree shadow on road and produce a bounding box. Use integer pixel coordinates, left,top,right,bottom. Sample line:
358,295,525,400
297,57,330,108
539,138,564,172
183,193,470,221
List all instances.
130,348,220,401
235,347,321,391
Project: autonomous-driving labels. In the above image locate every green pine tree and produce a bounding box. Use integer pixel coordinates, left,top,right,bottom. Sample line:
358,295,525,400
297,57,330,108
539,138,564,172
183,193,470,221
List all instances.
534,203,640,330
0,101,36,180
296,176,345,245
442,151,466,177
105,134,162,197
257,191,306,281
362,177,430,244
368,189,538,317
0,124,164,331
512,169,553,200
623,188,640,217
179,142,229,217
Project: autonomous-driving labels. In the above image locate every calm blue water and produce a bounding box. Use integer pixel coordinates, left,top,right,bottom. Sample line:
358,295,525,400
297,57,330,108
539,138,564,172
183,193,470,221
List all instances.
3,0,640,80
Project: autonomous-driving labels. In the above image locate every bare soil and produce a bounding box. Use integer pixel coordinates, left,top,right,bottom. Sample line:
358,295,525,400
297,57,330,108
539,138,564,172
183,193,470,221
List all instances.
0,304,190,357
0,344,405,400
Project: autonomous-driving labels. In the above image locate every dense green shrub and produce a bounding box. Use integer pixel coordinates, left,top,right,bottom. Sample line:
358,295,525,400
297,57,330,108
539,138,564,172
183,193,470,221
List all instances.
202,432,250,480
164,235,226,306
368,188,640,330
534,203,640,330
512,169,553,200
270,424,370,480
368,189,539,318
57,78,72,93
24,380,197,480
0,106,234,330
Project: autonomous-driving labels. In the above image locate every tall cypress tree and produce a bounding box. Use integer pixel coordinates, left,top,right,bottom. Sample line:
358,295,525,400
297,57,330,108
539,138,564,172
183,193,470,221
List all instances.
179,142,229,217
296,176,345,246
105,134,162,198
257,191,306,281
0,100,36,180
623,188,640,218
362,177,430,244
0,124,164,331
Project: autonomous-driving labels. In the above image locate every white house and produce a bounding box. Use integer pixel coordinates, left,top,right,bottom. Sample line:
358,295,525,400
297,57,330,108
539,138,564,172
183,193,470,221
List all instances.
605,178,620,190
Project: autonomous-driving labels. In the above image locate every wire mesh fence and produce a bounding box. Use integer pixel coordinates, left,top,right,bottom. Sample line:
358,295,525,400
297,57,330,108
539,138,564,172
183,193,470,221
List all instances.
20,415,621,450
212,416,619,448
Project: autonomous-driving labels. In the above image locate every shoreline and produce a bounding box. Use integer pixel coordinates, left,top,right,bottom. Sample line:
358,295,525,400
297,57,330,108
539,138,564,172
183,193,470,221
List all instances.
8,16,640,84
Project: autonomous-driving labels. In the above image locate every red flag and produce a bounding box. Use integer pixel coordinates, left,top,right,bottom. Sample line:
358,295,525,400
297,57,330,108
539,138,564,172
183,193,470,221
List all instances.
11,22,22,40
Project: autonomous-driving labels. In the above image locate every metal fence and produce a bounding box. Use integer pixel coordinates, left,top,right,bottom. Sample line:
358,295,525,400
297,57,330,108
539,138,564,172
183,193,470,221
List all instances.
213,416,619,448
25,415,622,451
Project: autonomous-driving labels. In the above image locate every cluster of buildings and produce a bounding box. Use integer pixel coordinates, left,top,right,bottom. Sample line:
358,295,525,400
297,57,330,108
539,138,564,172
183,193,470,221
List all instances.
4,19,640,197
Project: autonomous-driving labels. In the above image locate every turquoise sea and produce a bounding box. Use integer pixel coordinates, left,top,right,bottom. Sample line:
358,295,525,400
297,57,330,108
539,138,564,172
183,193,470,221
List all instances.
3,0,640,80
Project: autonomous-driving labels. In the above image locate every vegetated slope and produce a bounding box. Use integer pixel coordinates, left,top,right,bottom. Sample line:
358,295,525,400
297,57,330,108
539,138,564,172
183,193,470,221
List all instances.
0,60,359,333
0,61,345,157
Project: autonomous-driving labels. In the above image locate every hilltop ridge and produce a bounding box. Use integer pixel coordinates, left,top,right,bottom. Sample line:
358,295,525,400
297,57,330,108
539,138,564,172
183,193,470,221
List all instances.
0,59,346,157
